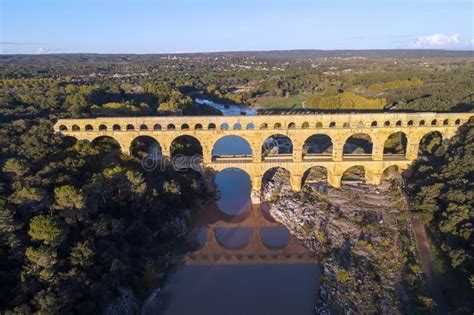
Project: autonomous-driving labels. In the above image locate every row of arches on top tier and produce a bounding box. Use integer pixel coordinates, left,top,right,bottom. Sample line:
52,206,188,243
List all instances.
57,117,464,132
60,122,256,132
86,130,444,162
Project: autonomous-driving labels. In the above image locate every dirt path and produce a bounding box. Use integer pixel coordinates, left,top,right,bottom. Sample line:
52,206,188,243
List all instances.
412,220,449,314
396,171,449,314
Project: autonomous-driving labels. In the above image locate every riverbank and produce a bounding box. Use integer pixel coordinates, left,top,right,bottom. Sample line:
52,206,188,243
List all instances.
261,169,426,313
138,176,219,314
105,210,191,315
103,175,217,315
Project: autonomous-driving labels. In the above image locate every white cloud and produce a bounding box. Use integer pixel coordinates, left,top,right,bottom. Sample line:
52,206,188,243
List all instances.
35,47,44,54
408,33,461,49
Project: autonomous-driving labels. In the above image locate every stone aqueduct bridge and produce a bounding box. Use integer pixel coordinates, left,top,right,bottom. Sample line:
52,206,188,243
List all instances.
55,112,471,192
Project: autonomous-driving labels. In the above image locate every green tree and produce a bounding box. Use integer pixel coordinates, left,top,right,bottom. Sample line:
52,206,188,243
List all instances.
163,180,181,195
25,245,58,269
126,170,146,195
418,296,436,311
0,199,22,251
2,158,30,177
158,100,178,112
53,185,87,224
9,187,44,205
70,242,94,268
28,215,67,246
53,185,85,210
33,289,63,315
0,199,22,233
4,304,32,315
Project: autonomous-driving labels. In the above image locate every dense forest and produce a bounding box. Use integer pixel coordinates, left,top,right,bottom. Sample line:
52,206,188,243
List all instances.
0,118,213,313
407,120,474,312
0,52,473,313
0,53,221,312
1,52,473,114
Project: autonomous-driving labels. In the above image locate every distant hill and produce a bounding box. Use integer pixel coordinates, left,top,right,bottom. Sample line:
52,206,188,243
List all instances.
204,49,474,60
1,49,473,65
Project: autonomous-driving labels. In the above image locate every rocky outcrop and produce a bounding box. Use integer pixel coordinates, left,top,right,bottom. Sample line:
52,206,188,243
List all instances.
263,170,405,314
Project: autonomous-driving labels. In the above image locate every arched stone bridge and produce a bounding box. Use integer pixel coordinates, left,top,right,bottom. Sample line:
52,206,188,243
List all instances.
55,112,472,192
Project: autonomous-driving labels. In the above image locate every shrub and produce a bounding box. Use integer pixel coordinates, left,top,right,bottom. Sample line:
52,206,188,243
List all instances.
336,269,350,283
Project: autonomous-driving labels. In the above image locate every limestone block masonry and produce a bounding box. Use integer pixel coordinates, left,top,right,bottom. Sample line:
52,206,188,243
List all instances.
55,112,472,195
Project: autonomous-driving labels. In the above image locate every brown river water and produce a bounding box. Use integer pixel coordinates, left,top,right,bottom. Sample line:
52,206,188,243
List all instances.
144,168,320,315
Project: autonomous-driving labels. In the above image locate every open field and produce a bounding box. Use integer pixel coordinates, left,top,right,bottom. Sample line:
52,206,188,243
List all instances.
252,94,306,110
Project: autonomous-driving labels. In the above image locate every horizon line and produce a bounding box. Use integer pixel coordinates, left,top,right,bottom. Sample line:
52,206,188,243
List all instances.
1,48,474,56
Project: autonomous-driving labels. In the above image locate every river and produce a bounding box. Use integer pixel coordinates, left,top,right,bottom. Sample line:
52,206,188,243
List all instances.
195,98,257,116
141,100,320,315
143,168,320,315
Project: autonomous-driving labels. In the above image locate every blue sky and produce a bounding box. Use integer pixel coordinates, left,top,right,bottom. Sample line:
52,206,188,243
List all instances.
1,0,472,54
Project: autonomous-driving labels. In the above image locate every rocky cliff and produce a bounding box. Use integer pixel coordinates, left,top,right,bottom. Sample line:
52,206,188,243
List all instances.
263,171,408,314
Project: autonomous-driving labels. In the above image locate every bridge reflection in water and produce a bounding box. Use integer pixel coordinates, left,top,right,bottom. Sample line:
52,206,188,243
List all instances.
179,202,316,266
